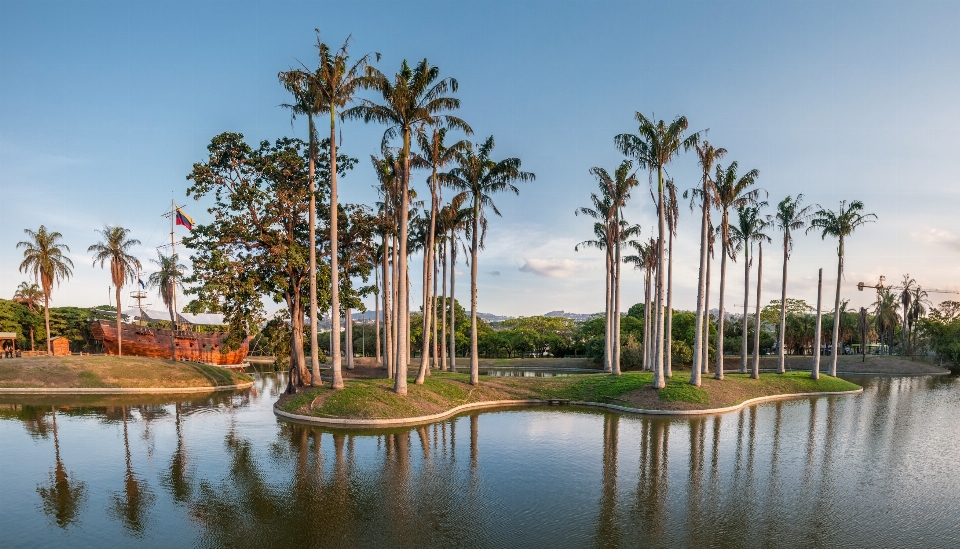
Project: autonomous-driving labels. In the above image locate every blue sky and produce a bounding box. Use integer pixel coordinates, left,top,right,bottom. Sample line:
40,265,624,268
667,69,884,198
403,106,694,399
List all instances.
2,0,958,317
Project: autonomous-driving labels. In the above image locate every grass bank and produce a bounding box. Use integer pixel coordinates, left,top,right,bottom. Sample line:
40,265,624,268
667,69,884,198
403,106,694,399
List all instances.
277,371,860,420
0,355,252,389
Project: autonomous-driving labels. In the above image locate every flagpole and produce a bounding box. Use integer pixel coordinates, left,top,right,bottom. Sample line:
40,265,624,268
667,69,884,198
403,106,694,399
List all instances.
171,198,179,342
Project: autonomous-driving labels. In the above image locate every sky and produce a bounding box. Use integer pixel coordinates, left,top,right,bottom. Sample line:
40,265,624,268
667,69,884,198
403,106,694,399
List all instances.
1,0,959,319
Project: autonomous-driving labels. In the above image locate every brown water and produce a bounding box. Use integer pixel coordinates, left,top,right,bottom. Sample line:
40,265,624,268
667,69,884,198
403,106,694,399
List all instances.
0,374,957,548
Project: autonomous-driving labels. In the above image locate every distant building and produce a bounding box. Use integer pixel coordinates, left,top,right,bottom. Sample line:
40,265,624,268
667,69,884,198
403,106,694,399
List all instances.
51,336,71,356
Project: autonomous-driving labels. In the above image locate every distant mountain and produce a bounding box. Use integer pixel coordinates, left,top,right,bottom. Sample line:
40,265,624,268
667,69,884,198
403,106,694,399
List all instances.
543,310,600,322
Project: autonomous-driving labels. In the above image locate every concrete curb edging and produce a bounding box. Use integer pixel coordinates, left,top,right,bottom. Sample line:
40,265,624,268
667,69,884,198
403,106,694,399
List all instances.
0,380,255,394
273,387,863,428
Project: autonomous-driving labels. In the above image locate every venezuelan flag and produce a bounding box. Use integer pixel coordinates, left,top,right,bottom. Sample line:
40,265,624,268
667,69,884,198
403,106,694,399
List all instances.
175,207,194,231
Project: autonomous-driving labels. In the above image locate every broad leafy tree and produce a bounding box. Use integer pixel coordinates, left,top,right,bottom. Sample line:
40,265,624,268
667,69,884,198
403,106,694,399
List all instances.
184,132,354,393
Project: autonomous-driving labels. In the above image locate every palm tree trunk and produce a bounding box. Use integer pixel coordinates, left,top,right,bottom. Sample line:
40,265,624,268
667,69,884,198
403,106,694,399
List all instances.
383,235,393,375
777,233,789,374
395,127,411,395
613,233,622,375
345,307,354,370
812,268,823,379
441,240,448,371
715,222,728,380
666,229,675,378
376,269,382,368
167,292,176,361
469,195,481,386
432,247,439,370
691,194,709,386
308,116,320,386
416,184,437,383
702,231,712,375
391,233,400,379
115,285,123,357
741,248,750,374
449,231,457,372
751,243,763,379
44,294,51,356
604,246,612,373
829,239,843,377
329,109,343,390
643,267,651,371
654,167,666,389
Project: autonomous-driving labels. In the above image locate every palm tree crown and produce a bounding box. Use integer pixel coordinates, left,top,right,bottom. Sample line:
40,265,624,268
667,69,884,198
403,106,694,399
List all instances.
13,282,43,313
147,252,186,322
808,200,877,259
18,226,74,299
88,226,142,289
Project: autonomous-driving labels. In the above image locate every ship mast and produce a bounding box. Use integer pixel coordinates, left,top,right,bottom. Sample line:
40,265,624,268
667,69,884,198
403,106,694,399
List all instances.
170,198,178,332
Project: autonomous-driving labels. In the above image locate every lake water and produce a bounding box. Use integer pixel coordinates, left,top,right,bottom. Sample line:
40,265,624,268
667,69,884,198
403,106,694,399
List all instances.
1,373,957,548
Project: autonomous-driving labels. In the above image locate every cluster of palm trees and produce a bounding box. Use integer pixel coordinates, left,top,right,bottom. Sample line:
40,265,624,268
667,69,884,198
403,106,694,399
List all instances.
578,113,877,387
16,224,184,356
278,33,532,395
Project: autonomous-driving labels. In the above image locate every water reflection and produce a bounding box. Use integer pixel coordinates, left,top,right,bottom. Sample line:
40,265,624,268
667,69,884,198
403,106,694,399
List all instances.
108,406,156,536
0,374,957,548
36,406,87,528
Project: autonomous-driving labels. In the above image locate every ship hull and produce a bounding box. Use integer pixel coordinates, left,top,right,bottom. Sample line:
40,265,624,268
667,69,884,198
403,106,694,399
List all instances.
90,320,249,365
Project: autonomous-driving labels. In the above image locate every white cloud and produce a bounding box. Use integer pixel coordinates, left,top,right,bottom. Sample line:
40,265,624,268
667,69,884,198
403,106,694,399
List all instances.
912,227,960,252
519,258,590,278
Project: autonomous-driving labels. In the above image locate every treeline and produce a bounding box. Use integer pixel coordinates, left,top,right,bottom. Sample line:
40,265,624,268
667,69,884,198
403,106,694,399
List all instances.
0,298,115,353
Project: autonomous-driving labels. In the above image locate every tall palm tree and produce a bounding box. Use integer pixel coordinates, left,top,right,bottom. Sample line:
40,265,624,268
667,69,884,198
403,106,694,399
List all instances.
809,200,877,376
770,195,814,373
624,236,658,371
897,274,917,357
436,194,471,372
279,32,379,390
442,136,534,385
615,113,700,389
874,287,898,355
710,162,761,379
663,180,679,378
690,141,726,386
13,281,43,351
729,203,770,376
576,188,615,372
88,226,142,357
17,226,74,355
346,59,471,395
908,285,929,356
147,252,186,360
414,128,468,384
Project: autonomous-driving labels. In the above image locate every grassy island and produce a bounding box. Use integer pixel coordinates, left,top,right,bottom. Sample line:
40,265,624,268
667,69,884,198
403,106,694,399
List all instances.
0,355,252,390
276,371,861,421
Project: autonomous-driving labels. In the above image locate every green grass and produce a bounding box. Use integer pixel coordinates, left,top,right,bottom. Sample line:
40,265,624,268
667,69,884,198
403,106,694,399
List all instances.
658,378,711,404
278,369,861,420
0,355,252,389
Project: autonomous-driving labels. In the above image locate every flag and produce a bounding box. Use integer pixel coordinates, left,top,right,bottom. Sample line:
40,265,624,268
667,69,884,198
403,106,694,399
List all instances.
138,278,145,289
175,207,194,231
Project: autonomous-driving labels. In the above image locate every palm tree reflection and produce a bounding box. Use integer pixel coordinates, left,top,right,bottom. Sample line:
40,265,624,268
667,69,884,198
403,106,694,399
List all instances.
108,406,155,536
36,406,87,528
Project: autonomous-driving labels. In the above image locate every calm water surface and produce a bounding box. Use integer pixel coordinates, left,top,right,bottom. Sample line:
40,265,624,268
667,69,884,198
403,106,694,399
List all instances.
1,374,958,548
